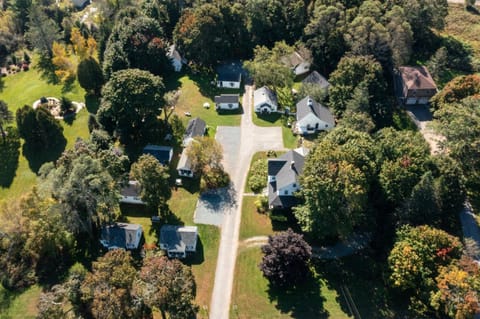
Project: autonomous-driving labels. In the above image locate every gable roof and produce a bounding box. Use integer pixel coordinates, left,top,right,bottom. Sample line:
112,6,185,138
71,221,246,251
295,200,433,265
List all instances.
398,66,437,91
216,61,244,82
268,147,309,207
280,47,312,69
254,86,278,108
160,225,198,251
296,96,335,126
143,145,173,165
302,71,330,89
184,117,206,140
176,149,192,171
215,94,239,104
101,223,142,249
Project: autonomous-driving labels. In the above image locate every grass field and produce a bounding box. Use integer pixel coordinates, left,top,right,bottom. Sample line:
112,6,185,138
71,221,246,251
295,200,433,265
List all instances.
239,196,274,241
166,73,241,130
444,4,480,61
0,284,41,319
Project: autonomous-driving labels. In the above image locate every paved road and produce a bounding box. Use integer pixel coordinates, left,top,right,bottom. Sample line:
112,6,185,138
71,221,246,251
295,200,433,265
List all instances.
209,85,284,319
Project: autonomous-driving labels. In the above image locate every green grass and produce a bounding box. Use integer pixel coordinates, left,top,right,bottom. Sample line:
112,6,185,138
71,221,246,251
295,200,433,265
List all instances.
239,196,274,241
443,4,480,61
0,66,89,202
282,126,298,149
0,284,42,319
230,247,352,319
252,111,283,127
166,73,241,130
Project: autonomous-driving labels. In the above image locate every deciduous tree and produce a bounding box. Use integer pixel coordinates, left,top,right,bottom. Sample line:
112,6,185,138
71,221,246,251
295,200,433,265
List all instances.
259,229,311,287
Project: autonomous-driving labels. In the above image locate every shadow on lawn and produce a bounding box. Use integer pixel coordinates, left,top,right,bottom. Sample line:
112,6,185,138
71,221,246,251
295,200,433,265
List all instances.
23,137,67,173
0,132,20,187
183,236,205,266
267,274,328,318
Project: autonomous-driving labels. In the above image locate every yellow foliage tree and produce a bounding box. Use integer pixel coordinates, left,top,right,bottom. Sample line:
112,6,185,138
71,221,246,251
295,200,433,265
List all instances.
52,41,75,83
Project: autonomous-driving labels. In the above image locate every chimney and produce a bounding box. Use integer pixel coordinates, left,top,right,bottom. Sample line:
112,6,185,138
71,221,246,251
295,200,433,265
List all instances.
291,161,295,168
307,98,313,108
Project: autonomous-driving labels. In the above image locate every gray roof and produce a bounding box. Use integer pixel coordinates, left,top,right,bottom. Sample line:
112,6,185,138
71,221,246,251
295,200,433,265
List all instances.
216,61,244,82
268,148,308,208
121,180,141,197
143,145,173,165
167,44,182,62
176,149,192,171
302,71,330,89
101,223,142,249
296,96,335,126
184,117,206,141
215,94,239,104
254,86,278,108
160,225,198,252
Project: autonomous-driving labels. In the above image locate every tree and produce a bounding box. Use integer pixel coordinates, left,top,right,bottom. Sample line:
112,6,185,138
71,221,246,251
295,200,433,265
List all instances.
81,250,141,319
135,256,198,318
431,257,480,319
388,225,462,316
304,3,346,75
328,55,390,127
375,128,430,206
247,158,267,193
36,285,69,319
97,69,165,146
294,138,369,240
259,229,312,287
25,5,61,57
426,47,448,83
131,154,171,216
103,15,171,78
0,100,13,144
10,0,32,32
430,74,480,110
51,41,76,83
385,6,413,67
16,105,65,150
244,42,294,88
77,57,104,95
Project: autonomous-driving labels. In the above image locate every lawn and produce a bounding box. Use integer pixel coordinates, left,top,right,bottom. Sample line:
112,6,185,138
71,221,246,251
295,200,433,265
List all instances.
0,284,41,319
230,247,352,319
443,4,480,61
0,65,89,202
239,196,274,241
166,73,241,130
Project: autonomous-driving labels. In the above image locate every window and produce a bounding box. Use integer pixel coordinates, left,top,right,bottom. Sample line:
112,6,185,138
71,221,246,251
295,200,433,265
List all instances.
293,183,296,188
315,123,319,129
228,103,233,108
230,82,234,87
284,190,289,195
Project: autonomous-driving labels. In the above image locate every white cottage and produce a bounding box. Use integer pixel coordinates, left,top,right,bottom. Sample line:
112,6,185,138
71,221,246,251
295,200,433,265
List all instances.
167,45,184,72
295,96,335,135
215,94,239,110
254,86,278,114
160,225,198,258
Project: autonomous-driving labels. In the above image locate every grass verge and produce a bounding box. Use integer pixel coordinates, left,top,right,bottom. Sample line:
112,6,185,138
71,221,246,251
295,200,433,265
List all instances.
239,196,274,241
0,284,41,319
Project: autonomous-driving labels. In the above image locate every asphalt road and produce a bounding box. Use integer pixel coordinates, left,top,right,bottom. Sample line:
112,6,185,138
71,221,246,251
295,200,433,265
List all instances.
209,85,284,319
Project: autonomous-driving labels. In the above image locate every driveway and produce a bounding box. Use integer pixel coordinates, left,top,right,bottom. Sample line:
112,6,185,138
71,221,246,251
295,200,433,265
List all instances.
209,85,285,319
405,105,445,155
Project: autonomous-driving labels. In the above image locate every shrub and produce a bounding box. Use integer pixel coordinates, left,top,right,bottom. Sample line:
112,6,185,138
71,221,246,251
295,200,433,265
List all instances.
248,159,267,193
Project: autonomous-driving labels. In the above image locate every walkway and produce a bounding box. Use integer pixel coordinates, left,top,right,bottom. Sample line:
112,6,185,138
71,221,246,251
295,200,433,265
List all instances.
209,85,284,319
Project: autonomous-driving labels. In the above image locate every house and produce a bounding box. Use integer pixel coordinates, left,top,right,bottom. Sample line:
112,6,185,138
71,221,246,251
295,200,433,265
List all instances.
254,86,278,114
281,47,312,77
215,94,240,110
143,145,173,165
120,180,144,205
160,225,198,258
182,117,206,147
295,96,335,135
268,147,309,209
302,71,330,90
71,0,89,8
177,149,194,177
167,45,184,72
396,66,438,105
100,223,143,250
216,61,243,88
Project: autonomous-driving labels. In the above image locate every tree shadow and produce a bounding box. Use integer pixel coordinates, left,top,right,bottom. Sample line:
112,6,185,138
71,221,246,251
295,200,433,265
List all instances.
63,113,76,126
269,208,301,233
163,71,183,92
0,132,20,187
266,273,329,318
61,77,76,94
22,136,67,173
466,4,480,15
85,93,100,114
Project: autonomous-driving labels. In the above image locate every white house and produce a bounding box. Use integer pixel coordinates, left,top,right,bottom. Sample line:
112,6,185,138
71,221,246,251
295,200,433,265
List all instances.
100,223,143,250
268,147,309,209
120,180,144,205
167,45,184,72
177,149,194,178
181,117,206,147
160,225,198,258
215,94,239,110
254,86,278,114
295,96,335,135
216,61,243,88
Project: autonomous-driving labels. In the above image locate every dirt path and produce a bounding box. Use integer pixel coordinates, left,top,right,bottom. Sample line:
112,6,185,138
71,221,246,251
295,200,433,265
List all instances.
209,85,285,319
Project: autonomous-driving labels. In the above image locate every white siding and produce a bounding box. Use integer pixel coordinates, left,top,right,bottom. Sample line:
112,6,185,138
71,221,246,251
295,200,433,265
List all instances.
296,113,332,135
217,81,241,89
216,102,239,110
172,59,182,72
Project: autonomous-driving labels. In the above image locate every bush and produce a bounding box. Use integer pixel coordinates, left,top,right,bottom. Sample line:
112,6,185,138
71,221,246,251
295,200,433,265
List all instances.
254,195,269,213
60,96,73,114
200,167,230,191
248,159,267,193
